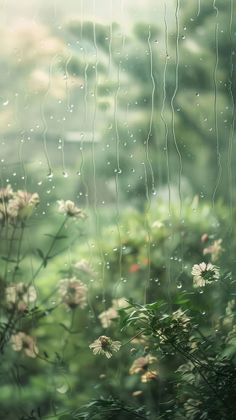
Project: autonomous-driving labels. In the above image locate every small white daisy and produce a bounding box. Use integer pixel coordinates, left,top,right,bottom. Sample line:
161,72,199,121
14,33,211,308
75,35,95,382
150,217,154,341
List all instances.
89,336,121,358
57,200,86,219
191,262,219,288
59,277,87,309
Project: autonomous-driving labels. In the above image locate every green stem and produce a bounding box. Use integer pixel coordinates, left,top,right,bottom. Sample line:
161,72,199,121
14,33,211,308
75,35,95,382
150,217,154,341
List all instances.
12,222,25,282
122,330,146,347
61,308,76,358
31,217,68,282
4,224,17,281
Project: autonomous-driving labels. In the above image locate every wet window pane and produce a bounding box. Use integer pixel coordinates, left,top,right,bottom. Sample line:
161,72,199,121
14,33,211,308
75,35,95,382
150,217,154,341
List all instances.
0,1,235,419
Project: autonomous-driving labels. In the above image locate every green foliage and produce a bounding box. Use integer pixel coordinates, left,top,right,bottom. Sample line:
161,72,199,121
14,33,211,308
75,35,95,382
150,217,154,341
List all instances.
0,186,235,420
58,397,148,420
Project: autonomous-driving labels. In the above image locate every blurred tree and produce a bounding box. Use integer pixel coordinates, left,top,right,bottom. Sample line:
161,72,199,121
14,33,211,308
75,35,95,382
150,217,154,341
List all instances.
172,0,236,203
65,0,236,205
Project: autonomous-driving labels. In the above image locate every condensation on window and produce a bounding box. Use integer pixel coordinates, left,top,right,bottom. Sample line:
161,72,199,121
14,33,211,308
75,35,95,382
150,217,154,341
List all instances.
0,1,235,419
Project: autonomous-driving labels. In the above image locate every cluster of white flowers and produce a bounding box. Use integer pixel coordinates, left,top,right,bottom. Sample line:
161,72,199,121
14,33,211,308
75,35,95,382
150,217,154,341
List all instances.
129,354,158,383
5,283,37,312
11,332,38,358
0,185,39,224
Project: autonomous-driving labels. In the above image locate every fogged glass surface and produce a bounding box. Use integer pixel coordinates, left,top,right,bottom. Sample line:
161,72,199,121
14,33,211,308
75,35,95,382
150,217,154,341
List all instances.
0,1,235,419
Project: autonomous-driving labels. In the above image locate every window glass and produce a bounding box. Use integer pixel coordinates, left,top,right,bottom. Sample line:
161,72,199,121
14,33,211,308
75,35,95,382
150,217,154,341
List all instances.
0,1,235,419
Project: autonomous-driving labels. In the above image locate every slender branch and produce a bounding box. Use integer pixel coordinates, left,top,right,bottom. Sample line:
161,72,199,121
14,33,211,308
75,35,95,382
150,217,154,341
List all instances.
31,217,68,282
4,224,17,281
12,222,25,282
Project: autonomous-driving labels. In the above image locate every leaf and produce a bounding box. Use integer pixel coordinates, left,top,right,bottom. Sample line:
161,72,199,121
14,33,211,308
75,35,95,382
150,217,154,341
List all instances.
146,300,165,311
59,323,72,333
36,248,45,259
36,249,49,267
1,256,18,263
44,234,68,240
174,293,191,305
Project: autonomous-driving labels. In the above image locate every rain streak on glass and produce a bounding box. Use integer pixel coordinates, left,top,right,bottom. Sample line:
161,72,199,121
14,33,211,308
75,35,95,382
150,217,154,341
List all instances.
0,1,235,419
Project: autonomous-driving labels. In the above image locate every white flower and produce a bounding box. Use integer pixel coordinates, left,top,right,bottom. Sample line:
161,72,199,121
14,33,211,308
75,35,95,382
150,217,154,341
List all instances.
57,200,86,219
112,298,129,309
191,262,219,288
172,309,191,332
203,239,223,262
141,370,158,383
0,185,15,222
4,201,19,220
11,332,38,358
98,298,128,328
8,190,39,220
74,259,94,275
89,336,121,358
99,307,118,328
59,277,87,309
0,184,13,202
129,355,157,375
151,220,164,229
6,283,37,311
